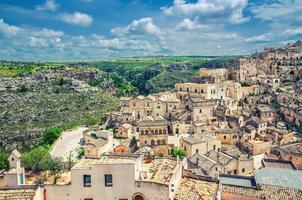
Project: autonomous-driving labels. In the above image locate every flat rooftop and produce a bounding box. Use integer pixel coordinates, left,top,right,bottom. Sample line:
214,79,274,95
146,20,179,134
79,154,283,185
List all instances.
174,178,217,200
73,154,140,169
142,158,178,185
0,188,36,200
262,159,297,170
254,168,302,190
220,174,256,188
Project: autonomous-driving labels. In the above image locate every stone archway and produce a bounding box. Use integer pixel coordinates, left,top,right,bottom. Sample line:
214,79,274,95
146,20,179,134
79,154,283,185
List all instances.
132,193,145,200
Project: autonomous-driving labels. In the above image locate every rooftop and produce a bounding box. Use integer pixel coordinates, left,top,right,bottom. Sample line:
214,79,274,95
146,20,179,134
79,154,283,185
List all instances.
73,154,140,169
182,134,214,145
142,158,178,185
220,174,256,188
0,188,36,200
254,168,302,190
205,150,233,166
262,159,298,170
276,142,302,154
174,178,218,200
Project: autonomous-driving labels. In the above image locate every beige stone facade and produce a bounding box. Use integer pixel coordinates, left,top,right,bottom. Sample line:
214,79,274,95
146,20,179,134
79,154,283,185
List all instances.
180,134,221,157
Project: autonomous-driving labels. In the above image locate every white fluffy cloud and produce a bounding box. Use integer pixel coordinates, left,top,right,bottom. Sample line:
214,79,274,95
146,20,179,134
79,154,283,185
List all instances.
59,12,93,27
162,0,249,24
0,18,20,36
175,18,209,31
36,0,58,11
250,1,302,22
245,33,273,43
282,27,302,37
33,28,64,37
0,18,167,60
111,17,164,38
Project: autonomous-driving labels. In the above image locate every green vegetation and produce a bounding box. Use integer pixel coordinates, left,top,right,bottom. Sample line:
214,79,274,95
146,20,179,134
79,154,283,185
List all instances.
65,122,77,130
77,147,84,159
42,128,63,146
84,117,99,126
240,81,251,87
171,148,186,158
0,77,119,151
21,146,50,171
43,157,64,184
0,152,9,170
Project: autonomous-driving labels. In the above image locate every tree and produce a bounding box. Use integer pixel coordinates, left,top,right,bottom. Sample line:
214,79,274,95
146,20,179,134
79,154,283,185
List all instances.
43,157,64,184
171,148,185,158
84,117,99,126
21,146,50,171
42,128,63,145
17,84,29,92
0,152,9,170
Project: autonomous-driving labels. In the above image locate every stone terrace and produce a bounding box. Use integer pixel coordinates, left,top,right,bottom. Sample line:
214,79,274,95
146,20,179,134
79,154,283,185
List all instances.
143,158,178,185
174,177,217,200
0,189,36,200
222,185,302,200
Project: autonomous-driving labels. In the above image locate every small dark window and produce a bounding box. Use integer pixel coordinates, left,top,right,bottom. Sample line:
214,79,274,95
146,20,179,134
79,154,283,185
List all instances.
196,149,199,153
105,174,113,187
83,175,91,187
224,135,226,139
242,168,245,173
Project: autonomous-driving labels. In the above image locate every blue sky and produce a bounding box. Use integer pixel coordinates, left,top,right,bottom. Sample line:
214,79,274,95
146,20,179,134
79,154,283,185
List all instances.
0,0,302,61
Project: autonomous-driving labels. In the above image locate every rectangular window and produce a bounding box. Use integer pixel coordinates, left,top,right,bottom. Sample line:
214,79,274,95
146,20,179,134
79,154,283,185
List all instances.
83,175,91,187
105,174,113,187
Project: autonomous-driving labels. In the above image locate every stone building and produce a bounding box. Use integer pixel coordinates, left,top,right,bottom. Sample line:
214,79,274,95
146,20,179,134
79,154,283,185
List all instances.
272,142,302,169
180,134,221,157
115,123,132,138
44,154,183,200
175,81,242,101
199,68,230,83
120,93,181,121
83,129,113,158
138,116,168,156
186,149,253,177
3,150,25,187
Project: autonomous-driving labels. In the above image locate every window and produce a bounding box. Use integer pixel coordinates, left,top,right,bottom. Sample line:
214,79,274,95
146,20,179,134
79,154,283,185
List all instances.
242,168,245,173
213,145,216,150
224,135,226,139
83,175,91,187
195,89,198,93
105,174,113,187
184,146,186,151
196,149,199,153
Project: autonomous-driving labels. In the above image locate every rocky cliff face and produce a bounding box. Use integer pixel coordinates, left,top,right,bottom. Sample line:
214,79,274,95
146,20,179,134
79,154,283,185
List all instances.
0,71,118,151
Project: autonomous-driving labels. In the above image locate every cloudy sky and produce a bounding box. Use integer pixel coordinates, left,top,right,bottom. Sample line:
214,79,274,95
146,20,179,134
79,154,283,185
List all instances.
0,0,302,61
